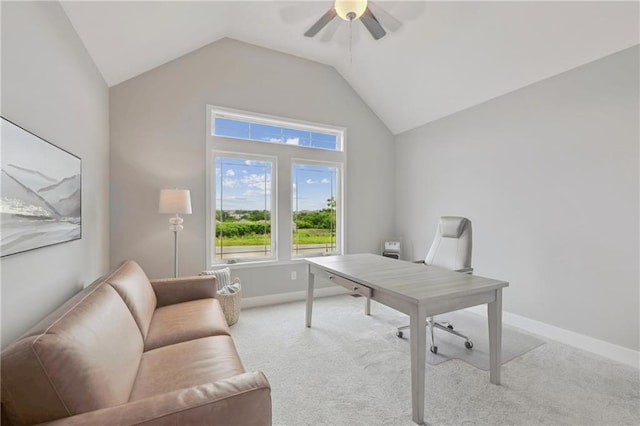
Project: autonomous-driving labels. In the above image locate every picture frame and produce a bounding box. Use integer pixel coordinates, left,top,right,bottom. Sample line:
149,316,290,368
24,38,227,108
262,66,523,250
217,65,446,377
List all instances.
1,117,82,257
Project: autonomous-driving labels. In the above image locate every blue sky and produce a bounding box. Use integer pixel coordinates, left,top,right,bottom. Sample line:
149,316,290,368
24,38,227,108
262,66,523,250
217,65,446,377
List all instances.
215,157,336,212
213,118,338,212
215,157,272,211
293,164,337,212
215,118,337,150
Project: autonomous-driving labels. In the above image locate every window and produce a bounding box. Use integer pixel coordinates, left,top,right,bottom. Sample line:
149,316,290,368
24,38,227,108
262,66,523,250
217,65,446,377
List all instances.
214,155,275,263
207,106,345,266
292,163,340,257
213,116,341,151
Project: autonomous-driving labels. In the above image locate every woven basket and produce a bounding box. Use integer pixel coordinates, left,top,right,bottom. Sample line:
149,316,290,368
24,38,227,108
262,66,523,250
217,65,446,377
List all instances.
217,287,241,326
199,270,242,326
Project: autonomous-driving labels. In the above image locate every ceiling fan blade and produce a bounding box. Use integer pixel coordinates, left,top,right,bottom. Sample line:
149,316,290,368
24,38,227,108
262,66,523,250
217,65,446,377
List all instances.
360,7,386,40
368,2,402,32
320,17,341,42
304,7,337,37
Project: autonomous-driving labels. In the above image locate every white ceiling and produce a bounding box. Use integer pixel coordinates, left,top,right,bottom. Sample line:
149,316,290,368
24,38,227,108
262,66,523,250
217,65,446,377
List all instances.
60,1,639,135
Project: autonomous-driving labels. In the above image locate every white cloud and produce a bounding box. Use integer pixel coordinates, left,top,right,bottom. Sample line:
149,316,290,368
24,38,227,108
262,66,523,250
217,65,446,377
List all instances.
305,177,330,185
285,137,299,145
242,173,269,188
216,195,245,202
243,188,271,197
222,178,238,188
225,169,235,177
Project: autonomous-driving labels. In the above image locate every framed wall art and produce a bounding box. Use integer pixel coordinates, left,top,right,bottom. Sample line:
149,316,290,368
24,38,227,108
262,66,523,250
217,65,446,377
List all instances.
1,117,81,257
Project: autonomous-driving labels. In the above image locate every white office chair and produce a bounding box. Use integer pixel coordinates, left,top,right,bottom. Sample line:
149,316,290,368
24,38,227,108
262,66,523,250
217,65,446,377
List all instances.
396,216,474,354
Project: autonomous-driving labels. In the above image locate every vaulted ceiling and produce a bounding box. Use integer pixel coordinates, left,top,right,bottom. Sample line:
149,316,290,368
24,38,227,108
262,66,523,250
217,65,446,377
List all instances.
60,1,639,134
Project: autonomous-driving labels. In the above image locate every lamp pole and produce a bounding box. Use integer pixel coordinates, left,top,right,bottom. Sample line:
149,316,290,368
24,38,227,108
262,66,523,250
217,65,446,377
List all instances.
169,213,184,278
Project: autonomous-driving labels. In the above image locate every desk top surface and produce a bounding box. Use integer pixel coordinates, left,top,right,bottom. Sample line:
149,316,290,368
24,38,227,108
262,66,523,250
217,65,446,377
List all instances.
307,253,508,303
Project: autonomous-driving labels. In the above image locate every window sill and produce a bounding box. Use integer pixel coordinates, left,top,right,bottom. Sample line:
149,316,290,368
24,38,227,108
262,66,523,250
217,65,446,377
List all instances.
207,259,305,271
207,253,342,271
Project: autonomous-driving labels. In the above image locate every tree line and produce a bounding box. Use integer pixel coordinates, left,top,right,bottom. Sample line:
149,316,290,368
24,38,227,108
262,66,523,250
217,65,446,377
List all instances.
217,197,336,237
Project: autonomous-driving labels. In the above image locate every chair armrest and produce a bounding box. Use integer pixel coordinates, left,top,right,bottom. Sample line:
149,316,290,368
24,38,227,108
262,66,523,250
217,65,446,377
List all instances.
150,276,217,307
40,371,271,426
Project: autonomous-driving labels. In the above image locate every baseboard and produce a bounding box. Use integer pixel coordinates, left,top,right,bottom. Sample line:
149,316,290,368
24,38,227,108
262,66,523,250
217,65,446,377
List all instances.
242,286,348,309
466,306,639,369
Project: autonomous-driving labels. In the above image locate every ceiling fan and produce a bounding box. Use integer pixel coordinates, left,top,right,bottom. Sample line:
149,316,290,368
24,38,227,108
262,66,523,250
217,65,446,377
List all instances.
304,0,397,41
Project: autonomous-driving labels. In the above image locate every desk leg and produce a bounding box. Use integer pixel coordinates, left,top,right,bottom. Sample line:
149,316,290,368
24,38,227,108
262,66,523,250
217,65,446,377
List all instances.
488,288,502,385
365,296,371,316
409,304,426,425
305,270,315,328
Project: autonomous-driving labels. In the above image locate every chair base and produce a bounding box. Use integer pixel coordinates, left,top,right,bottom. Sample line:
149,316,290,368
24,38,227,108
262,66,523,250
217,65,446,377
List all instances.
396,318,473,354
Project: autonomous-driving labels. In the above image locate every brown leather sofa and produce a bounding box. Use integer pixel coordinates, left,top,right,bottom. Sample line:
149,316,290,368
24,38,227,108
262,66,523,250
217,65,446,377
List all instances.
1,260,271,426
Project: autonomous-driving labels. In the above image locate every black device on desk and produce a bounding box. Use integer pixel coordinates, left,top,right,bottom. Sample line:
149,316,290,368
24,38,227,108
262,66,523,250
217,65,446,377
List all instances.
382,241,400,259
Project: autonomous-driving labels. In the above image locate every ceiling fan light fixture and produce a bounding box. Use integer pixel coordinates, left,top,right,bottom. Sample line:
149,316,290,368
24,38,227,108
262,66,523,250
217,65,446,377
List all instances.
335,0,367,21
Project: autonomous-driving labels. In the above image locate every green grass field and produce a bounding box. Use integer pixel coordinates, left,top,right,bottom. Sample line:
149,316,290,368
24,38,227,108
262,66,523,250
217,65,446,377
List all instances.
216,229,334,246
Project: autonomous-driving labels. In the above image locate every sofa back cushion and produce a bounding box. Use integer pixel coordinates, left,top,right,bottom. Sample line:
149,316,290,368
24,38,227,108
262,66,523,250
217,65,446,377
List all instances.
1,284,143,425
105,260,157,340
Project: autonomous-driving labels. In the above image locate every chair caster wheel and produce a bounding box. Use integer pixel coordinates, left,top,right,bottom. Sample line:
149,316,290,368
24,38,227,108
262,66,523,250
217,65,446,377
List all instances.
396,331,403,338
465,340,473,349
430,345,438,354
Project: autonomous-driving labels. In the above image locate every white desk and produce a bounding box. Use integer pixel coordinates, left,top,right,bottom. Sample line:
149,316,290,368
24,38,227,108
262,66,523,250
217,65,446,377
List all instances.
305,254,509,425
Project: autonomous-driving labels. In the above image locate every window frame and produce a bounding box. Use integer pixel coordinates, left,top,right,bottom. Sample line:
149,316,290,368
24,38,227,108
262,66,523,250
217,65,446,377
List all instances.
206,105,346,268
211,151,277,264
211,106,344,152
291,159,343,259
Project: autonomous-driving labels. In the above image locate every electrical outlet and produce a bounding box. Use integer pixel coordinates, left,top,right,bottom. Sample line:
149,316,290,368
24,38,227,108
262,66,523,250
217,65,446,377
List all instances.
291,271,297,280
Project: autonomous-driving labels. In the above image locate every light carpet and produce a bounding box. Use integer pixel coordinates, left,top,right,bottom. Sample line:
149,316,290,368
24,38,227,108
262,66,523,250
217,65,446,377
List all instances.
231,294,640,425
393,308,546,369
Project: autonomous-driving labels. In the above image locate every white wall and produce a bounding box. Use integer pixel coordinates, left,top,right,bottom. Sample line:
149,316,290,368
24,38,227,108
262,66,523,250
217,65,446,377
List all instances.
109,38,395,296
395,46,639,352
0,2,110,348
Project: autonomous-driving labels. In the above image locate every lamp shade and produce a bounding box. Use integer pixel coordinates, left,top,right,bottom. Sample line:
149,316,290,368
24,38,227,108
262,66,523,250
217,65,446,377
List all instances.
158,189,192,214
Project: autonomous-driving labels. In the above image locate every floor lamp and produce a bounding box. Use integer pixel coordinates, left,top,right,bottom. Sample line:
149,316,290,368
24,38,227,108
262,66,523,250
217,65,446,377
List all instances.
158,189,192,278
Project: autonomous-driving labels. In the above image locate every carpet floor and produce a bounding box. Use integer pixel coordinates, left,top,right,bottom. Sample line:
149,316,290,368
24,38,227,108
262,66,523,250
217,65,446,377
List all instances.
378,308,545,369
231,295,640,425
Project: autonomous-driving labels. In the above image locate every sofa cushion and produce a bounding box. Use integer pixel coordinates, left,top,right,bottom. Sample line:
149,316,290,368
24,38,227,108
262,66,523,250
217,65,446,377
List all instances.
106,260,157,340
1,284,143,425
144,298,231,351
130,336,245,401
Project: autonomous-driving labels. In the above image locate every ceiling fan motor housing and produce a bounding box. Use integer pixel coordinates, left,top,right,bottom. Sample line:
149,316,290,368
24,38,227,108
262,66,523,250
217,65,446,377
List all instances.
335,0,368,21
305,0,387,40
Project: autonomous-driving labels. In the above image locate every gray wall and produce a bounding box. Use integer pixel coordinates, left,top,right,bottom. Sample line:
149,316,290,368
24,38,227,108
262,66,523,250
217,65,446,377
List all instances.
395,46,639,351
1,2,110,347
109,38,395,296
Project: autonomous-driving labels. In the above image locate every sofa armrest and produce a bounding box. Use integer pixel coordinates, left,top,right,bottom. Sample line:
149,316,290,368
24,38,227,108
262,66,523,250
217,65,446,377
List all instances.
150,276,217,307
40,371,271,426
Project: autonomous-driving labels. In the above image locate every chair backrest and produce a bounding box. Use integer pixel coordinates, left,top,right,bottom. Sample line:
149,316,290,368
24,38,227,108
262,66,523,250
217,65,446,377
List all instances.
424,216,472,272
